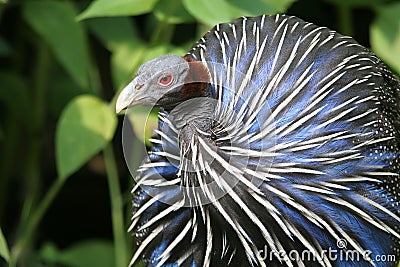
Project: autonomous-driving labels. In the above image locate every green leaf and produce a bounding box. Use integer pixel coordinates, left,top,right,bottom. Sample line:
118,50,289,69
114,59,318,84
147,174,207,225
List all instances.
87,17,146,89
40,240,115,267
142,44,187,62
0,227,9,263
182,0,241,26
77,0,159,20
370,2,400,74
111,43,147,90
88,17,187,89
87,17,141,52
23,0,90,89
56,95,117,180
229,0,295,15
324,0,386,7
154,0,195,24
182,0,295,26
126,106,158,146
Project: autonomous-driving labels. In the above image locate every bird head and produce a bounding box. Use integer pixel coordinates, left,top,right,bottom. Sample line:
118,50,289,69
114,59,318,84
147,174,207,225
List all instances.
116,54,210,112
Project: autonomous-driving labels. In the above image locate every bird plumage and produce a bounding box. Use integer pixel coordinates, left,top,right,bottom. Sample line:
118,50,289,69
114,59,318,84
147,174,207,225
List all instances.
117,14,400,267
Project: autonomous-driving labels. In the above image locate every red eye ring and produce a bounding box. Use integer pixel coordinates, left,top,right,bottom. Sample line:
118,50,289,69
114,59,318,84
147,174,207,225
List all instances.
159,74,173,86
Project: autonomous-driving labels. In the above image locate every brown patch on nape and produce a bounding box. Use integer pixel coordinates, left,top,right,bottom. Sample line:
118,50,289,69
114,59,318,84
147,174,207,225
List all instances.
183,57,210,83
181,57,211,100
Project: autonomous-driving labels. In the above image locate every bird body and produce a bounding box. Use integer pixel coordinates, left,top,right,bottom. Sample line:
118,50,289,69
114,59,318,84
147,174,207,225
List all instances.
116,14,400,267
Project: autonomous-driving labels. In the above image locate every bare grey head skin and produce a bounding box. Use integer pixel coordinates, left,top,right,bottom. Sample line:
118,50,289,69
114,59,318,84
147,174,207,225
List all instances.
116,55,189,111
116,55,193,112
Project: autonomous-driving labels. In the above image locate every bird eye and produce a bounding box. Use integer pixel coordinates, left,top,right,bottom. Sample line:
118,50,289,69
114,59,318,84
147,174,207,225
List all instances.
158,74,173,86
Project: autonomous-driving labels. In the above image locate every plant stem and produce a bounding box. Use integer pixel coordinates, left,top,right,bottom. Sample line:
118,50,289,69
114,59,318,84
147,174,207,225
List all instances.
150,0,180,44
10,35,51,266
19,34,50,228
104,143,128,267
9,179,64,267
0,112,18,224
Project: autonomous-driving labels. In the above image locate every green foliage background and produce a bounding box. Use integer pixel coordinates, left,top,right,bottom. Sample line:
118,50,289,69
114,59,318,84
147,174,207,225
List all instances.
0,0,399,266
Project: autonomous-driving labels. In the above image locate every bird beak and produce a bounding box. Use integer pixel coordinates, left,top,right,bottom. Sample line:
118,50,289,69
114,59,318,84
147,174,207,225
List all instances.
115,78,142,113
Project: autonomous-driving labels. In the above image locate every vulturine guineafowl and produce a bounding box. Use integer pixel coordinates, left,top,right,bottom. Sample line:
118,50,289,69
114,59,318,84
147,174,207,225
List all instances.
116,14,400,267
